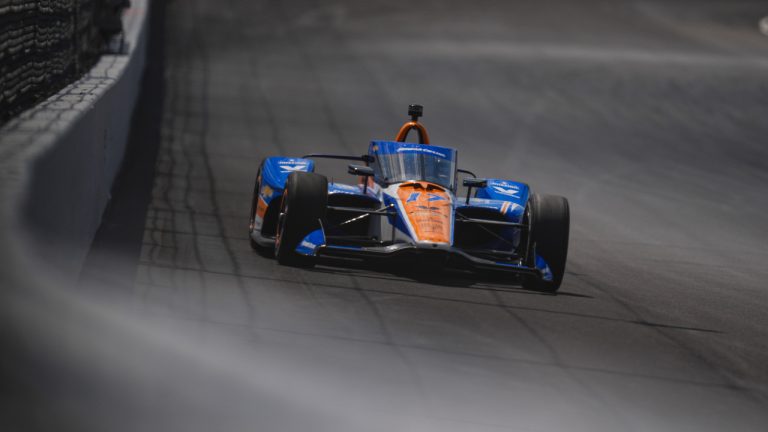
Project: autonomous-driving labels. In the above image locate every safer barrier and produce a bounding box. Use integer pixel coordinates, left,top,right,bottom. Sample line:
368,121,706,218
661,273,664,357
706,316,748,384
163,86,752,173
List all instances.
0,0,148,285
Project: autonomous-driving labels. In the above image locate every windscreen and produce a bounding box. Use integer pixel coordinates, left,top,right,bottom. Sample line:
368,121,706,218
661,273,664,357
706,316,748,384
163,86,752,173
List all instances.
374,148,456,190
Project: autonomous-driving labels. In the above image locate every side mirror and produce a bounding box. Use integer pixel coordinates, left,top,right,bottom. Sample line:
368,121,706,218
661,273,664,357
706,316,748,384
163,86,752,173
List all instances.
462,178,487,188
348,165,374,177
349,164,374,194
462,178,487,204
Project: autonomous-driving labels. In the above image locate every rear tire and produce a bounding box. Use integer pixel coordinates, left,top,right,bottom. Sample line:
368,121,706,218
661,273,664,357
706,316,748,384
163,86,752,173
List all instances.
522,193,570,292
275,172,328,267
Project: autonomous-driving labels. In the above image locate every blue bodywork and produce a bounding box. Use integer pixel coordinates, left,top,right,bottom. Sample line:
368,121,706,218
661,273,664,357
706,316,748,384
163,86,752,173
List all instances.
262,157,314,184
260,157,315,205
295,228,326,256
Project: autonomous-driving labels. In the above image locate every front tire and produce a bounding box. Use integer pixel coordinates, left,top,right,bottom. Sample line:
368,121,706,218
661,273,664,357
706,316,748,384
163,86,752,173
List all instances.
522,193,570,292
275,171,328,267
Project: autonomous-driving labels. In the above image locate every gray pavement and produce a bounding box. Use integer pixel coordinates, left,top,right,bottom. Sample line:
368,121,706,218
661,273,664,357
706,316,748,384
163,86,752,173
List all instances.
71,0,768,431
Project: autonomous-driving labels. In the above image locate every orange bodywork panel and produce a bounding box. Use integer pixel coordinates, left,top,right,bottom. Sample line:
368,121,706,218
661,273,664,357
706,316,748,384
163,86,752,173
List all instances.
256,196,268,218
397,182,452,243
256,177,270,219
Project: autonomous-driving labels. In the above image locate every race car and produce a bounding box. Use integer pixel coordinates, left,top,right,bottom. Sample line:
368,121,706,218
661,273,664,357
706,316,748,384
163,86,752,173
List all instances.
248,105,570,292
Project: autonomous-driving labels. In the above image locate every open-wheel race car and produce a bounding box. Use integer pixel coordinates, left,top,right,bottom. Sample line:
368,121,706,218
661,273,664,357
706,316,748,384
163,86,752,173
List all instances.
248,105,570,292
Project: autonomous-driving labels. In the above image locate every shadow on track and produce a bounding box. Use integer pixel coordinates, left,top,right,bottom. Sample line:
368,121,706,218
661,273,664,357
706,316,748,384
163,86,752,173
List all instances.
302,260,721,335
312,256,589,296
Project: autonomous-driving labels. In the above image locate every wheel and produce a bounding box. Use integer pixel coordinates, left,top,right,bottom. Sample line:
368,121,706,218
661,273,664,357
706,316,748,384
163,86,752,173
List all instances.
275,171,328,267
522,193,570,292
248,164,273,257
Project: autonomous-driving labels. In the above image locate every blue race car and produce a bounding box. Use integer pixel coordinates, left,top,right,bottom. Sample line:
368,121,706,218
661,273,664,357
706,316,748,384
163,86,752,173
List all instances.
249,105,570,292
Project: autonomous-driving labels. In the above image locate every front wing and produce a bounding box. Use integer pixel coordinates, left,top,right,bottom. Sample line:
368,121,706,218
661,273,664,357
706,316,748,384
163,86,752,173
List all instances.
295,229,554,281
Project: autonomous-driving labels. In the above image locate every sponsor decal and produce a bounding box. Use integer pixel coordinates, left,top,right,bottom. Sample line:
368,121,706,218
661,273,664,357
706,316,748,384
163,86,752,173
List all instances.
300,240,316,249
396,146,447,158
261,185,273,199
492,186,520,198
280,164,308,173
499,201,520,214
406,192,420,203
492,181,519,189
427,193,446,202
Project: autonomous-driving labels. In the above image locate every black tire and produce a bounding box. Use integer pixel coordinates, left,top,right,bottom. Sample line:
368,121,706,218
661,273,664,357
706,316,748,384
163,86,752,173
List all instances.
275,171,328,267
522,193,570,292
248,164,273,257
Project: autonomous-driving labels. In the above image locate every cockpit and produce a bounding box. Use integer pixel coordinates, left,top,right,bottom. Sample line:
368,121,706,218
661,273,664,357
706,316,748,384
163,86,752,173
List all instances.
368,141,457,190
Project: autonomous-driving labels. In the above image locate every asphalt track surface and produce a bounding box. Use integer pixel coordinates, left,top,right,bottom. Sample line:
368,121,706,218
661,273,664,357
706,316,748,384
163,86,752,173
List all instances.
67,0,768,431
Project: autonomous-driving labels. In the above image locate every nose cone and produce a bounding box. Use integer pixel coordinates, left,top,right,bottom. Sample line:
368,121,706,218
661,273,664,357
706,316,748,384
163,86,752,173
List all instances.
397,182,453,244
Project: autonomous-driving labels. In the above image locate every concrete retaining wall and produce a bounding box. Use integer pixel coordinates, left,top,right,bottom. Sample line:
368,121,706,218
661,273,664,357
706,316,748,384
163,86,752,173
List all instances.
0,0,150,285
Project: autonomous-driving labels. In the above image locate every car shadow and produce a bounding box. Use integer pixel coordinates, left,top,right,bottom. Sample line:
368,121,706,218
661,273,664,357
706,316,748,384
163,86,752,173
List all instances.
307,259,720,334
312,256,591,298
